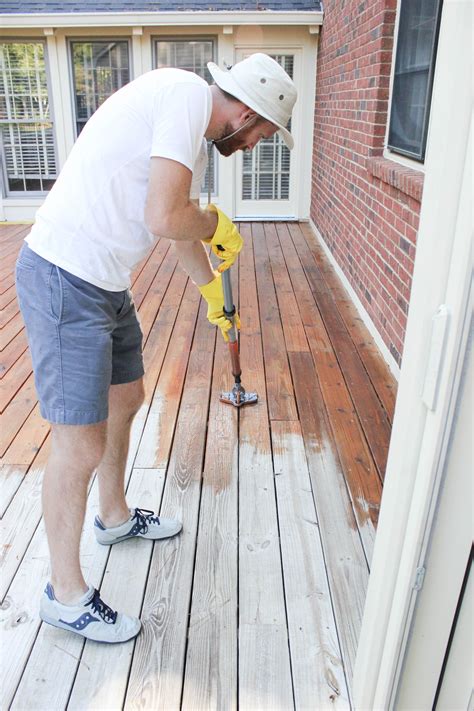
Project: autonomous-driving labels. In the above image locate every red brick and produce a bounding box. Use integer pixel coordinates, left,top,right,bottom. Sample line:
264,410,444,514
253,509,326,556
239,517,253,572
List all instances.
311,0,423,360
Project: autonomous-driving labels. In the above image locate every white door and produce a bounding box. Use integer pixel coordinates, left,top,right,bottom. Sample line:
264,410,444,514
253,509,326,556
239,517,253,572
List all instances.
234,49,300,219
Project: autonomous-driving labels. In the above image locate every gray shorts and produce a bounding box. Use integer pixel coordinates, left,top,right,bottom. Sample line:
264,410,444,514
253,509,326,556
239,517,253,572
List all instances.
15,243,144,425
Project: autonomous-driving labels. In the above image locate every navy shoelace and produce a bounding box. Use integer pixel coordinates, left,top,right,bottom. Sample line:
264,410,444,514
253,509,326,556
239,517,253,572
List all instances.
86,589,117,624
131,507,161,535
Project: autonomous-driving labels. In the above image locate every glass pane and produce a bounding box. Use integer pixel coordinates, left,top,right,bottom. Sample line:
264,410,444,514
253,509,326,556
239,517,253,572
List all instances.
242,54,293,201
70,41,130,136
0,41,58,193
388,0,441,159
155,39,215,195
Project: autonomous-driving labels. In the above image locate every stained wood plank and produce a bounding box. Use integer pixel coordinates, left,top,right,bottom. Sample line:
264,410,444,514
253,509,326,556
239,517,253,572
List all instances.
0,250,23,281
0,273,16,295
136,254,179,346
0,294,19,329
0,329,28,379
125,300,215,710
271,420,350,708
277,222,382,551
135,279,200,469
0,373,37,457
251,222,298,422
0,403,50,468
237,226,294,709
0,312,24,351
291,223,393,477
0,284,17,311
289,350,369,688
0,243,24,265
0,227,27,249
264,222,309,353
298,222,397,421
0,349,32,412
130,238,170,311
0,247,22,265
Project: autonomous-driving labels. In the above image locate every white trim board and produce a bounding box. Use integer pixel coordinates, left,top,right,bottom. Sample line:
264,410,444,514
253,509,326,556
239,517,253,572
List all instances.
352,1,473,706
308,218,401,380
0,11,324,29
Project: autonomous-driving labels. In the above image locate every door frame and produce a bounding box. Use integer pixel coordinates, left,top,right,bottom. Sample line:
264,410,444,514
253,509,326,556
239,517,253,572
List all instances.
233,46,302,220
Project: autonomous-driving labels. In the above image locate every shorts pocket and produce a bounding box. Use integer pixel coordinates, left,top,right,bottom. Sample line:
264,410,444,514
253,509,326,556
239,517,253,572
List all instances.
49,265,64,323
16,245,37,272
16,257,36,271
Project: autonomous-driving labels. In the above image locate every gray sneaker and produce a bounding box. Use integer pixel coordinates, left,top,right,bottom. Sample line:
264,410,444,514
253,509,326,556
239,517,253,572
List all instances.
40,583,141,643
94,507,182,545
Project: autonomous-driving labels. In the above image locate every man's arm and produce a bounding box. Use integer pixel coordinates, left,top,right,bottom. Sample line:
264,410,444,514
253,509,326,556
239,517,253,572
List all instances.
172,201,215,287
144,157,217,242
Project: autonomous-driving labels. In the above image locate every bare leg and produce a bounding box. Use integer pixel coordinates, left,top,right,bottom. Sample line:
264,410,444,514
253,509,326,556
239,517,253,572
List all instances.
42,422,107,604
96,378,145,528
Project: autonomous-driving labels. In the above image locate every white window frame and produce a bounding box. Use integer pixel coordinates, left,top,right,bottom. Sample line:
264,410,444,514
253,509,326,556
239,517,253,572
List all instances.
0,37,59,198
152,34,218,198
383,0,443,173
67,36,132,140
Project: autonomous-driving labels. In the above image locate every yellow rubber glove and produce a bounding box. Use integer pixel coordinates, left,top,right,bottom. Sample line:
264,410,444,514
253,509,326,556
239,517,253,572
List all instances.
198,272,241,342
203,204,244,273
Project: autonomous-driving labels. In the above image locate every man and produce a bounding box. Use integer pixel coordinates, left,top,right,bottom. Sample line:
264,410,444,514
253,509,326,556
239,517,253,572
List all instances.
15,53,296,643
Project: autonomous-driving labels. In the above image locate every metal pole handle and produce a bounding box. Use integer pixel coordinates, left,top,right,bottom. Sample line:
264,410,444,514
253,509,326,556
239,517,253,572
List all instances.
221,267,238,344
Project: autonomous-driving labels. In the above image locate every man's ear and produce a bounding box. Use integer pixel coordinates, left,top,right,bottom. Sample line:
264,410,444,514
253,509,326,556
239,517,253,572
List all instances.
238,107,258,125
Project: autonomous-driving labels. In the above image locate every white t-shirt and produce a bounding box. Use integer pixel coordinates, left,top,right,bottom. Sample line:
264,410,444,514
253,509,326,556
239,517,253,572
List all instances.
26,69,211,291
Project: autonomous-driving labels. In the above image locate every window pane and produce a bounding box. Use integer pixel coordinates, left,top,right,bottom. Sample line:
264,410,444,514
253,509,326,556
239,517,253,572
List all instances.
70,41,130,136
155,39,215,195
388,0,441,160
0,41,58,193
242,54,293,201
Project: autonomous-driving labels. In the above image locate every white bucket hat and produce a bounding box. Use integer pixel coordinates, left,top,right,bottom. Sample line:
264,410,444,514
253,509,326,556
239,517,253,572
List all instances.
207,53,297,149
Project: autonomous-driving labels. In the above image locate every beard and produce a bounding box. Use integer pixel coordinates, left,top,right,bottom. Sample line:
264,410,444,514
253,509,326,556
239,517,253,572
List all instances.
213,117,259,156
213,123,246,157
214,135,245,157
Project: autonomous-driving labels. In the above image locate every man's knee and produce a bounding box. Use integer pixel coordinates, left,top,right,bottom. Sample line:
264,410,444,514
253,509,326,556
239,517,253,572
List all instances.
110,379,145,420
50,422,107,473
129,379,145,413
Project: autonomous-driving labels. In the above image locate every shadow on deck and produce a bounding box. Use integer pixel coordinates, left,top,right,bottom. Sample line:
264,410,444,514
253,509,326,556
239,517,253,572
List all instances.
0,221,396,709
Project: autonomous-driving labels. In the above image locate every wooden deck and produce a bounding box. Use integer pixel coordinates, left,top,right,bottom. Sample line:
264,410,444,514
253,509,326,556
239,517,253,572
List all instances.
0,221,396,710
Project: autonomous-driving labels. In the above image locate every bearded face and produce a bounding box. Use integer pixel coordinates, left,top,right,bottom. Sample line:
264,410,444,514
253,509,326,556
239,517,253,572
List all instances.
213,116,277,156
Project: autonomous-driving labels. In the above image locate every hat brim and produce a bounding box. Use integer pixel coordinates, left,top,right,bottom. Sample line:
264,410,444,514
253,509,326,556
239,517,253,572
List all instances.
207,61,294,150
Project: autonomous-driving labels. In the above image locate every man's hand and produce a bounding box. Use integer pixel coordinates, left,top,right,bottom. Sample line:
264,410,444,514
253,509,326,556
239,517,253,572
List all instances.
202,204,244,273
198,272,241,341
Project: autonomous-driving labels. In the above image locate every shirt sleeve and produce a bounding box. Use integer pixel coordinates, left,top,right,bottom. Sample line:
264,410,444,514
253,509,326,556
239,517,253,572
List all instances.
150,81,211,173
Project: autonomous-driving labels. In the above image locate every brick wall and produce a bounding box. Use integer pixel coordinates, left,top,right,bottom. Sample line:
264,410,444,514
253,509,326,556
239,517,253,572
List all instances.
311,0,424,367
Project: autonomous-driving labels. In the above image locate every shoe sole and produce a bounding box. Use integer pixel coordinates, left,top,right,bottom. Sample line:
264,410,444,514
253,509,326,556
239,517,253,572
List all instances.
40,613,140,644
95,524,183,546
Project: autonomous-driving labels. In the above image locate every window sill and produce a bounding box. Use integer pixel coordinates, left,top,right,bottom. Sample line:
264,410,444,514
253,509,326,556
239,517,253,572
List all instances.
367,157,424,202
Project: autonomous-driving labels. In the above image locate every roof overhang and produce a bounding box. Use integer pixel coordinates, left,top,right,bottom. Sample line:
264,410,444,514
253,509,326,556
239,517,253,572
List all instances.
0,9,323,29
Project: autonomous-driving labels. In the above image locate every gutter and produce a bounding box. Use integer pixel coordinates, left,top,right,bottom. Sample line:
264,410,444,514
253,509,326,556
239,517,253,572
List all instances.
0,10,323,28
